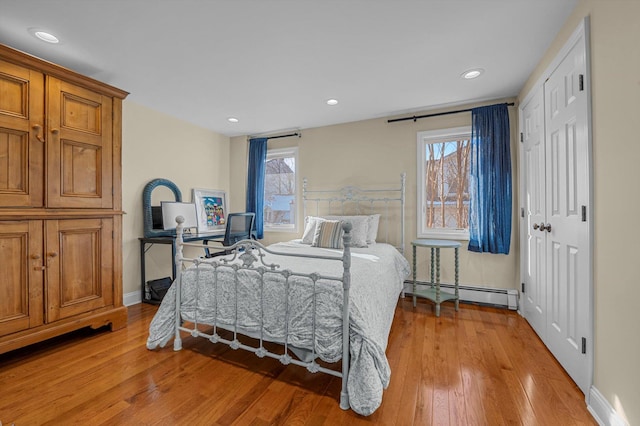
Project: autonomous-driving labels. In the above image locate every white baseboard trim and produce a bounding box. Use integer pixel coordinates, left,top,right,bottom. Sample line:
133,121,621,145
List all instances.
588,386,629,426
123,291,142,307
404,281,519,310
130,283,520,310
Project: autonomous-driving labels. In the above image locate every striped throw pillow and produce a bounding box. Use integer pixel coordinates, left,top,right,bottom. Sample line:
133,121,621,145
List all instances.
312,220,344,249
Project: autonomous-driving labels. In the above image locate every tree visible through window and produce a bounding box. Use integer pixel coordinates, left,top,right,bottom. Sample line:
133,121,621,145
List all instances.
417,127,471,239
264,148,297,231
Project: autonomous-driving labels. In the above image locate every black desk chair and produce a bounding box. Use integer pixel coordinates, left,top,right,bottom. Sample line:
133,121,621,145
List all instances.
206,212,255,258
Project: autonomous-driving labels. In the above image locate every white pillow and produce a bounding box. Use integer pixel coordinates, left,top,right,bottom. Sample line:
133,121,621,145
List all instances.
367,214,381,244
323,215,369,247
302,216,324,244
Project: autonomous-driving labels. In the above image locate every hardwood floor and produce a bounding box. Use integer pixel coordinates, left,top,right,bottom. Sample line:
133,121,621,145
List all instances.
0,299,596,425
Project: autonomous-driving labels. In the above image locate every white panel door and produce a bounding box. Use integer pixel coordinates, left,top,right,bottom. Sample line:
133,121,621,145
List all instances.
542,37,591,394
521,89,547,339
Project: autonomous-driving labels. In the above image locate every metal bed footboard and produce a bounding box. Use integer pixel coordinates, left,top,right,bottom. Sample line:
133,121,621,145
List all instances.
172,217,353,410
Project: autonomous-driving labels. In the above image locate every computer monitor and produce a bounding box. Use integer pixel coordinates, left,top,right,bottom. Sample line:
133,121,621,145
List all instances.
161,202,197,231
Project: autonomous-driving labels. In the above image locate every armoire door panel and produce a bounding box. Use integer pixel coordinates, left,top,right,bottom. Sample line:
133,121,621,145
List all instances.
0,71,28,118
45,218,113,322
0,129,28,194
0,59,44,208
61,139,101,197
60,93,102,135
47,77,112,209
0,221,44,336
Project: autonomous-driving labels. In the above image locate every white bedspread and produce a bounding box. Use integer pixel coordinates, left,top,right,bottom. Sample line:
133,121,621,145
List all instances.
146,241,410,415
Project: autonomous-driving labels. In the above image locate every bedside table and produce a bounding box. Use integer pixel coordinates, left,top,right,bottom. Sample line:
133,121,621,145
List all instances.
411,239,461,317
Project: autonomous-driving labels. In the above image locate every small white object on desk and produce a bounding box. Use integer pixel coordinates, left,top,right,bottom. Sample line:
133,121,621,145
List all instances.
161,202,197,232
411,239,461,317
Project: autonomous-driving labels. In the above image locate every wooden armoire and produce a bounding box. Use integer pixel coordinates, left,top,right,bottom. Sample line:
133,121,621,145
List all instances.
0,44,128,354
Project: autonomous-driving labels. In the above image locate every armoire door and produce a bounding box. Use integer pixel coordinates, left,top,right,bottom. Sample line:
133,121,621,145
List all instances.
46,77,113,209
0,59,44,208
521,28,592,395
45,218,114,322
0,221,44,336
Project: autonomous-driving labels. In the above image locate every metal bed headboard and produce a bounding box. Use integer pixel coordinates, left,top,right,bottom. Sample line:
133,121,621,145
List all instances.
302,173,406,253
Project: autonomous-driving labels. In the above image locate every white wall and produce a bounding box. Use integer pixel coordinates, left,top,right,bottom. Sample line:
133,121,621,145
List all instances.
520,2,640,424
121,101,230,299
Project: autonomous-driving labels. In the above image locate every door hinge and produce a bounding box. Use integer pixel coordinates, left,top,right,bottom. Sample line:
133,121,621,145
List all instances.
521,207,525,218
521,282,525,293
520,132,524,142
581,337,587,354
579,74,584,91
581,205,587,222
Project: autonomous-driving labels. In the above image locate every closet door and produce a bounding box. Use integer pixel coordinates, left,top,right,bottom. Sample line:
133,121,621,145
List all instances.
520,26,591,395
521,89,546,339
542,37,591,394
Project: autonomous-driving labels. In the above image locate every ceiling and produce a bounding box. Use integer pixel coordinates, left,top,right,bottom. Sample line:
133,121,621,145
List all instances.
0,0,577,137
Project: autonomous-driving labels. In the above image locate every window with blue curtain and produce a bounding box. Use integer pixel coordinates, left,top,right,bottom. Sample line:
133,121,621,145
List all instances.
246,137,268,239
468,103,512,254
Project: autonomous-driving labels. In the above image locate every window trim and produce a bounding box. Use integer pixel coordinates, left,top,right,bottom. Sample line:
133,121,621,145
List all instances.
416,126,471,241
264,147,299,233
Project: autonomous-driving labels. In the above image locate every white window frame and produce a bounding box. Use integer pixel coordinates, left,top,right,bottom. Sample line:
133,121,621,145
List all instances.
416,126,471,241
264,147,299,233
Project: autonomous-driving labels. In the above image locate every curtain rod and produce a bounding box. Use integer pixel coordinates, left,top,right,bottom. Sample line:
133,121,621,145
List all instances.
387,102,515,123
248,132,301,141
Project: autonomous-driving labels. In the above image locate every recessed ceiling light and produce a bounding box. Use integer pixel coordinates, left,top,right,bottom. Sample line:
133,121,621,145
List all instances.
462,69,484,79
326,99,338,106
227,117,239,123
28,28,59,44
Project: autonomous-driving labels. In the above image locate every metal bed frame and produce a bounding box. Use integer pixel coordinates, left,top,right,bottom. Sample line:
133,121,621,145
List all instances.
170,173,406,410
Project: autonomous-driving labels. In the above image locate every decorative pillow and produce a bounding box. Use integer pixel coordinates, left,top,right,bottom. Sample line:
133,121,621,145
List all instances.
323,215,369,247
367,214,381,244
302,216,324,244
312,220,344,249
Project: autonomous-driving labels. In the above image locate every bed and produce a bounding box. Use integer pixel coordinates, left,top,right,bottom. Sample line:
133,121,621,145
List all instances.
146,174,409,416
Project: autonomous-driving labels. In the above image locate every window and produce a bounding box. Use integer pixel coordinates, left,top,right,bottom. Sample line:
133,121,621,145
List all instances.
264,147,298,232
417,127,471,240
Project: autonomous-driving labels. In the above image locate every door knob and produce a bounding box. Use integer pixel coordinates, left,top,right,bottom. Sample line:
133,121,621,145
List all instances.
539,223,552,232
533,223,540,230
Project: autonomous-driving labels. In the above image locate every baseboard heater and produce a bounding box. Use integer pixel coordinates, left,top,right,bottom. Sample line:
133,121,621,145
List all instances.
403,280,519,310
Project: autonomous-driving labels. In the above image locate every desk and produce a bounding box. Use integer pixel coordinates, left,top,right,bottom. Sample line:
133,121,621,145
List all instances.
139,233,222,304
411,239,461,317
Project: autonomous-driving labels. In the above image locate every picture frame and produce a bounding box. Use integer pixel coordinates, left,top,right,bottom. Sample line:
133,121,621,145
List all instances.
192,188,227,234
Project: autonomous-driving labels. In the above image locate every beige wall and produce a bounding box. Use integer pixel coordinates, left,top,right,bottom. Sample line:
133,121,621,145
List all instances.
231,98,519,290
121,101,230,299
519,1,640,424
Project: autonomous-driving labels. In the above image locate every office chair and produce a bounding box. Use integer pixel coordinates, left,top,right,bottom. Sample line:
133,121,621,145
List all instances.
206,212,255,258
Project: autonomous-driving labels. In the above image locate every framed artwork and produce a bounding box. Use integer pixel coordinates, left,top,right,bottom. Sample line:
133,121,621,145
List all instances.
192,188,227,234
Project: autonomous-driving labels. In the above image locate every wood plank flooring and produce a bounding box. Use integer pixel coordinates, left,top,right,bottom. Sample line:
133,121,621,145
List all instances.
0,299,596,425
